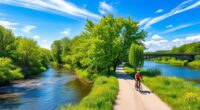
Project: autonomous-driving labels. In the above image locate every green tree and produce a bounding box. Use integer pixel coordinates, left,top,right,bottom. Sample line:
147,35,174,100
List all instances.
15,38,46,76
129,43,144,72
0,25,15,57
51,40,62,64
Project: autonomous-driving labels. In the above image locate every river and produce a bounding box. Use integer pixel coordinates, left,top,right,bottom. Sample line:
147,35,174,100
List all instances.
0,67,91,110
143,61,200,81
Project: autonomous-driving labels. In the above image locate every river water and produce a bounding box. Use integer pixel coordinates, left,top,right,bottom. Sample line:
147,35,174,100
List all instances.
143,61,200,81
0,67,91,110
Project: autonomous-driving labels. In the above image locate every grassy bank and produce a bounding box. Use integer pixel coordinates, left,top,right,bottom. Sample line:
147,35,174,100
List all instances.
61,76,118,110
153,57,200,69
187,60,200,69
123,64,200,110
154,57,187,66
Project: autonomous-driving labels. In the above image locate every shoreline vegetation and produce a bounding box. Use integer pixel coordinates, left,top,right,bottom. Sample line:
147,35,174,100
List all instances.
123,64,200,110
152,57,200,69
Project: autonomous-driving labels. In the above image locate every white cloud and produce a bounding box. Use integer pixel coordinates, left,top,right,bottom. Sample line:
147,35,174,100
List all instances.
42,40,47,43
143,0,200,29
166,24,173,28
33,35,40,40
145,34,200,52
151,35,162,40
22,25,36,33
99,1,113,15
155,9,164,13
0,20,18,30
0,0,101,19
139,18,151,26
162,23,199,34
61,28,71,36
172,34,200,46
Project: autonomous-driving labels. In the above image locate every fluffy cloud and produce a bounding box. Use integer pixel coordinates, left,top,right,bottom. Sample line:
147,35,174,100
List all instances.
0,0,100,19
145,34,200,52
143,0,200,29
0,20,18,30
99,1,113,15
155,9,164,13
33,35,40,40
172,34,200,46
61,28,71,36
151,35,162,40
22,25,36,33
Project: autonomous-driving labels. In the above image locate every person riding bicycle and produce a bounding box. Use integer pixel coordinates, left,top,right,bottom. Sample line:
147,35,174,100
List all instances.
135,71,142,90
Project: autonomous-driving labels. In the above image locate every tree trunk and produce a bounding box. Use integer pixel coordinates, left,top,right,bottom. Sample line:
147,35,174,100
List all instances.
113,62,116,72
108,67,111,76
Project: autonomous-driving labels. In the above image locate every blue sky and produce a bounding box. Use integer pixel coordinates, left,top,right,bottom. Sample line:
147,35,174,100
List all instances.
0,0,200,51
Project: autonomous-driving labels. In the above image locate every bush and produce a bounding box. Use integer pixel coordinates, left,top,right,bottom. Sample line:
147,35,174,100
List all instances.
61,76,118,110
0,57,23,85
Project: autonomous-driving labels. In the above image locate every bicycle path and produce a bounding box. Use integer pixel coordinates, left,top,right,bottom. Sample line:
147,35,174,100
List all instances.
113,64,171,110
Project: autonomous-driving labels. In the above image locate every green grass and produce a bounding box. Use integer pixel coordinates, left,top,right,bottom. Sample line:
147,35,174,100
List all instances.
61,76,118,110
143,76,200,110
188,60,200,69
154,58,188,66
123,64,200,110
123,63,161,77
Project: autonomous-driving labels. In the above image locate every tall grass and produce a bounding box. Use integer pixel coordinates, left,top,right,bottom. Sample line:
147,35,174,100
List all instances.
61,76,118,110
143,76,200,110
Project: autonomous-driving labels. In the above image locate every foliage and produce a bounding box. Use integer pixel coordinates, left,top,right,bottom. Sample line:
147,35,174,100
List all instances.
51,14,146,75
0,25,51,80
0,25,15,57
128,43,144,72
0,57,23,85
61,76,118,110
51,40,63,64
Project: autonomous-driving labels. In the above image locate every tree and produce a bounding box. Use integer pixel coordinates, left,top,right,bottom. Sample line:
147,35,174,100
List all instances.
129,43,144,72
51,40,62,64
0,25,15,57
15,38,46,76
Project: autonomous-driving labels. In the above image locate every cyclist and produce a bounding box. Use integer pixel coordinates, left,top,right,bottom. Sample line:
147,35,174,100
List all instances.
135,71,142,91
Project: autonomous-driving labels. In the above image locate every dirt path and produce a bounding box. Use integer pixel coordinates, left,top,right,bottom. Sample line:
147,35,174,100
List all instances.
113,64,171,110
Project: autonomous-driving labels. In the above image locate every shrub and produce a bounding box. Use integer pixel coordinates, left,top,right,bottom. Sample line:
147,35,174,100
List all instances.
0,57,23,85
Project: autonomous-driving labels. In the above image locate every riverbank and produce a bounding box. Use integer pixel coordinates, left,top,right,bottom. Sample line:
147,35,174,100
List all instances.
153,58,200,69
61,63,119,110
123,64,200,110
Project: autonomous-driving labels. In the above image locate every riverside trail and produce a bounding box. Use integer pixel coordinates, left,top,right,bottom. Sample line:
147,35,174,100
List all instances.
114,64,171,110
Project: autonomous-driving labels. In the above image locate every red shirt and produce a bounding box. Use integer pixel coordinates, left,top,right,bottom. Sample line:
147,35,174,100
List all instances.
135,73,142,78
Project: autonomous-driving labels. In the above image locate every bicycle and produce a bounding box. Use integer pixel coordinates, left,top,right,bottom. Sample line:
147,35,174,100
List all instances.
135,79,142,91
